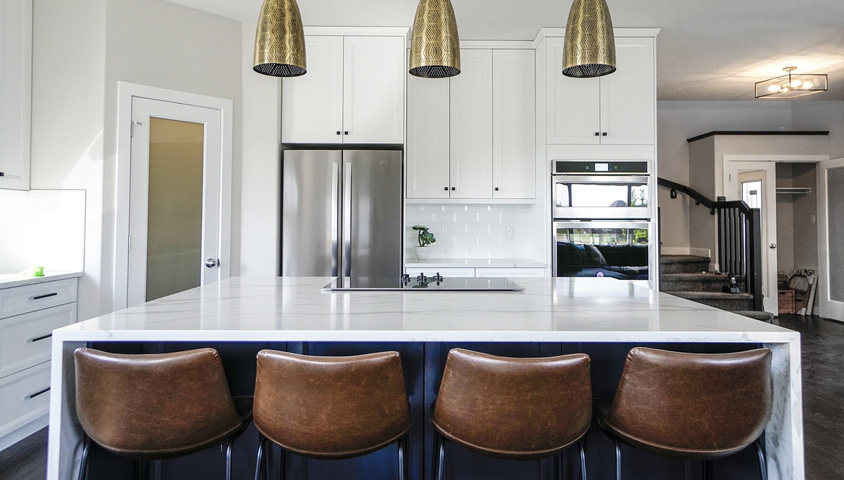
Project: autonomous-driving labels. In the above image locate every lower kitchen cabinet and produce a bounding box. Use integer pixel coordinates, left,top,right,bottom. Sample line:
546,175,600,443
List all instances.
475,267,545,278
0,276,78,451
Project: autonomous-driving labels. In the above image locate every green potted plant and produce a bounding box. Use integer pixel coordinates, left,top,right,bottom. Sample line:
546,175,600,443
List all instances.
412,225,436,260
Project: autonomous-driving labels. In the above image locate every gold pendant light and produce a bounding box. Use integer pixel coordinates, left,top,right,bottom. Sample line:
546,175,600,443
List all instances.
409,0,461,78
253,0,307,77
562,0,616,78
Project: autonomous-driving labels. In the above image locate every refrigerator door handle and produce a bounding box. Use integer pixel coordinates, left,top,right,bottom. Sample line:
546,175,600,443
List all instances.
343,162,353,277
331,161,340,277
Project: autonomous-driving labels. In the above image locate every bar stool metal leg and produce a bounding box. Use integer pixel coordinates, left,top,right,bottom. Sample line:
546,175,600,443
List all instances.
578,439,587,480
397,435,407,480
702,459,713,480
432,431,446,480
278,446,286,480
613,437,622,480
254,434,267,480
77,436,90,480
755,438,768,480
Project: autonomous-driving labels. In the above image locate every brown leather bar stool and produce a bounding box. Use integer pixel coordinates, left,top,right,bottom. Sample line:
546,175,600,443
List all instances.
431,348,592,480
74,347,252,480
253,350,412,480
595,347,772,480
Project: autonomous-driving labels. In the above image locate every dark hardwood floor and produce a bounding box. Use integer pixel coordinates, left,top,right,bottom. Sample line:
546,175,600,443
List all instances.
0,314,840,480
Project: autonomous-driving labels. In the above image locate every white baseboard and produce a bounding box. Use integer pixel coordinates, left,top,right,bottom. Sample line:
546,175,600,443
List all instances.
690,248,711,259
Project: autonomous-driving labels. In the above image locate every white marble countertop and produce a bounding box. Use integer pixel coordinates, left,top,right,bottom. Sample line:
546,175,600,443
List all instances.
54,276,796,344
0,271,82,290
404,258,545,268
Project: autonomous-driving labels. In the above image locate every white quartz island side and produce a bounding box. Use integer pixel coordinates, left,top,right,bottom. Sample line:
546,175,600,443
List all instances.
47,277,803,480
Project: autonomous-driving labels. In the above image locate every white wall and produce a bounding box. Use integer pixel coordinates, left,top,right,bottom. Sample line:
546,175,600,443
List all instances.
657,101,794,252
792,101,844,159
30,0,106,321
30,0,242,320
238,20,282,276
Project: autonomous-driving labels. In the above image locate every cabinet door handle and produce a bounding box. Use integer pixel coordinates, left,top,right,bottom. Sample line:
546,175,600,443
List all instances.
344,131,349,135
444,187,449,191
451,187,456,191
494,187,499,191
336,131,341,135
25,387,50,400
0,171,5,176
602,132,608,136
594,132,600,136
28,333,53,343
33,292,58,300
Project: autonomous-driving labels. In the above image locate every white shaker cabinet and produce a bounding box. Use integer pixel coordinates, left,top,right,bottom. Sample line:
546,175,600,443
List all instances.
449,49,494,199
492,50,536,199
406,48,535,200
282,34,405,145
0,0,32,190
546,36,655,145
0,276,78,451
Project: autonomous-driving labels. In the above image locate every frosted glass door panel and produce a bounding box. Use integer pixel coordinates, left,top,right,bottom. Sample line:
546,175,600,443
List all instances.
146,118,204,301
828,167,844,302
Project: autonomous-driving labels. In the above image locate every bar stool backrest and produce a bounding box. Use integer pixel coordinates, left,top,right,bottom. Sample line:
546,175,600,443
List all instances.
432,348,592,460
253,350,412,459
602,347,772,459
74,348,244,459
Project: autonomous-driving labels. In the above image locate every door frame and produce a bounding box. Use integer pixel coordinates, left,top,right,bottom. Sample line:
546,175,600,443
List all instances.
114,82,232,310
817,157,844,322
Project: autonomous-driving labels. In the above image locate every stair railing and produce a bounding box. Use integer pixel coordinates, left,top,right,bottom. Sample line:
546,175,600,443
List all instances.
658,177,763,311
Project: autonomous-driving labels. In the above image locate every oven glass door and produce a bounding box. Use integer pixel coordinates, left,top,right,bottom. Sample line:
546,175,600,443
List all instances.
553,175,649,219
554,221,650,280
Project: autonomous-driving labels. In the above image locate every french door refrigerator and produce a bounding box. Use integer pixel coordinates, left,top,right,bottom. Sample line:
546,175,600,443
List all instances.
281,150,403,281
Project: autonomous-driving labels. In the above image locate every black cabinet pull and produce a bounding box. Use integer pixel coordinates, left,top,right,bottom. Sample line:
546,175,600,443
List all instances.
33,292,58,300
602,132,608,136
494,187,499,191
594,132,600,136
451,187,456,191
25,387,50,400
28,333,53,343
443,187,448,191
0,171,5,176
344,131,349,135
336,131,341,135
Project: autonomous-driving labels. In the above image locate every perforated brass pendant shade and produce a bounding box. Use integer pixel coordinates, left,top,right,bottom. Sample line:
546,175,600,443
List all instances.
409,0,461,78
253,0,306,77
562,0,616,78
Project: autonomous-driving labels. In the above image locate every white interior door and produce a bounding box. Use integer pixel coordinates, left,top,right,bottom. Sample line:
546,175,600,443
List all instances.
731,163,778,313
818,158,844,321
128,97,222,305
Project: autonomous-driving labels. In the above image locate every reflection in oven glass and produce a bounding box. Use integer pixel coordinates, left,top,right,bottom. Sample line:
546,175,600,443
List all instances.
556,228,649,280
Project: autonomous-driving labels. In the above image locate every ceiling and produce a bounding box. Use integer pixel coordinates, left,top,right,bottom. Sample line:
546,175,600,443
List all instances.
165,0,844,101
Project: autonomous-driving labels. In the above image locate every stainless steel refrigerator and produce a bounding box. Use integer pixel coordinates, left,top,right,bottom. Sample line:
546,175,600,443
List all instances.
281,150,403,280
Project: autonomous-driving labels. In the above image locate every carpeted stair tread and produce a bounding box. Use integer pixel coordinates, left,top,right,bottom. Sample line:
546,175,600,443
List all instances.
732,310,775,323
660,255,711,274
659,255,711,264
670,291,753,300
660,273,745,293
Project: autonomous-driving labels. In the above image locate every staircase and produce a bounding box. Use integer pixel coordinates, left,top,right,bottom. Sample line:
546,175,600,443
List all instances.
660,255,774,322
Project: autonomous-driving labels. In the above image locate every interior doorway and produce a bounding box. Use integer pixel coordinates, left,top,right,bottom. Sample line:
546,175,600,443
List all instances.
114,83,233,309
818,158,844,322
728,163,778,313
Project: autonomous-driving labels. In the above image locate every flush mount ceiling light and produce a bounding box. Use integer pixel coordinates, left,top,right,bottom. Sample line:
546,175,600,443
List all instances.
562,0,616,78
253,0,306,77
755,67,828,99
409,0,461,78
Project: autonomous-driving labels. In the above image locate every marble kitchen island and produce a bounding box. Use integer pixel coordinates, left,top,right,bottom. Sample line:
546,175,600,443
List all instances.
47,277,803,480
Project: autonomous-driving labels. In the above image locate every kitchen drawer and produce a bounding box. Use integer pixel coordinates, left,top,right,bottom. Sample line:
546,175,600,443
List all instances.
0,278,78,320
475,267,546,278
405,267,476,278
0,303,76,379
0,361,51,439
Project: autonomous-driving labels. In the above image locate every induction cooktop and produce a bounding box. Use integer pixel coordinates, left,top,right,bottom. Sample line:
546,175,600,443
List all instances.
322,273,524,292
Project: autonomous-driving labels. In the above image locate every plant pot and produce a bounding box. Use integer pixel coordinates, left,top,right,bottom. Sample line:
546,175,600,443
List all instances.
415,246,430,260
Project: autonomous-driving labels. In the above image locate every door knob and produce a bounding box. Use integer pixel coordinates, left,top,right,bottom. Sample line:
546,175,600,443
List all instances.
205,258,220,268
769,244,777,249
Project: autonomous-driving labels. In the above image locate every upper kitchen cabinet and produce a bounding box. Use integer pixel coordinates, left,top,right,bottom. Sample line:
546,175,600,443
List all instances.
0,0,32,190
281,31,405,145
546,36,655,145
406,47,535,200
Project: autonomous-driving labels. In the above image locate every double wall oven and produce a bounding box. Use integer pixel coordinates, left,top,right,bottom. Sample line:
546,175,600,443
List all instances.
552,160,652,281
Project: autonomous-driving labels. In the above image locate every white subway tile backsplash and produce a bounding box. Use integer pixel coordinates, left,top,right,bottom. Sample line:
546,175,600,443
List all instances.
406,203,536,260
